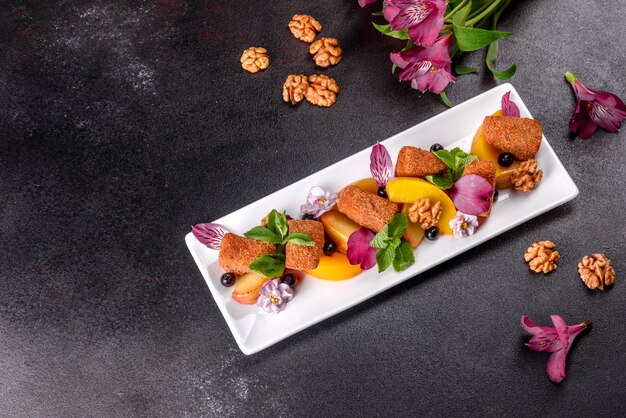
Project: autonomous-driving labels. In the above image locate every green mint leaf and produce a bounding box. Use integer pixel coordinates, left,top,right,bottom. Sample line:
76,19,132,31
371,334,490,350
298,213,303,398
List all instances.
249,254,286,278
370,225,390,249
267,210,279,236
282,233,315,246
453,26,512,52
372,22,410,40
387,213,409,239
272,210,288,241
393,241,415,272
426,173,455,190
432,149,455,169
244,226,281,244
376,243,397,273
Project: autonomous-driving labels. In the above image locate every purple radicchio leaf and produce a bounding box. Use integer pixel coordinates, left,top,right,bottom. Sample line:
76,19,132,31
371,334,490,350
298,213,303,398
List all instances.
346,227,377,270
370,143,393,188
449,175,494,216
501,91,520,117
192,223,228,250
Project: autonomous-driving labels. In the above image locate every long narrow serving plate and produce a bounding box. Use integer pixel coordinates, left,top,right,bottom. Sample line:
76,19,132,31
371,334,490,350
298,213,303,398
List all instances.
186,84,578,355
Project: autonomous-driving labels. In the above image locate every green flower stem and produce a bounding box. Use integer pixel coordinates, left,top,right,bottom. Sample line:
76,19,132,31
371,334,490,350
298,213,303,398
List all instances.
466,0,503,26
565,71,577,85
445,0,469,20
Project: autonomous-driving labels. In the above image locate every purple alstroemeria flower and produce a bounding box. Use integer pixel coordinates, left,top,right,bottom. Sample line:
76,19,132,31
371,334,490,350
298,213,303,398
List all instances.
370,143,394,188
257,278,294,314
390,34,455,94
521,315,592,383
383,0,447,47
300,186,338,218
565,71,626,139
501,91,520,117
192,223,228,250
346,227,377,270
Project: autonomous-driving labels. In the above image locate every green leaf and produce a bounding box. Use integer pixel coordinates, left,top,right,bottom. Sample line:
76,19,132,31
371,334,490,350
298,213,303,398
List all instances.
426,174,455,190
282,233,315,246
371,10,383,16
370,225,390,249
452,0,472,26
455,65,479,75
387,213,409,239
272,210,289,241
485,3,516,80
267,210,279,236
439,91,454,108
249,254,286,278
375,238,401,273
244,226,281,244
372,22,409,40
453,26,511,52
432,149,455,169
393,241,415,272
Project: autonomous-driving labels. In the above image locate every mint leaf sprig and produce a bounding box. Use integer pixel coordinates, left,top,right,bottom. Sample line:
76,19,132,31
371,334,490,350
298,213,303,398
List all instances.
245,210,315,277
425,147,477,190
370,213,415,273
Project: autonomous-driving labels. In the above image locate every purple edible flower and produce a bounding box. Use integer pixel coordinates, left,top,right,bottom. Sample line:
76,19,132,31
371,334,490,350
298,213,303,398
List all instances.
565,71,626,139
192,223,228,250
383,0,447,47
449,174,494,216
257,278,294,314
521,315,592,383
370,143,394,188
300,186,338,218
501,91,520,117
346,227,377,270
390,34,455,94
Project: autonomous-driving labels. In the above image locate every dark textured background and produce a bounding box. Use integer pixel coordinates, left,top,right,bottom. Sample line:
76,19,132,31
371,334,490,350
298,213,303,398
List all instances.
1,0,625,416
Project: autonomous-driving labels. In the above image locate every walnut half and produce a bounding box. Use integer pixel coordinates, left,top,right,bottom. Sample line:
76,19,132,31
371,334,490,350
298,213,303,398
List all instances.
305,74,339,107
408,198,442,230
283,75,309,105
524,240,559,273
578,253,615,290
288,14,322,43
309,37,342,68
511,159,543,192
240,47,269,73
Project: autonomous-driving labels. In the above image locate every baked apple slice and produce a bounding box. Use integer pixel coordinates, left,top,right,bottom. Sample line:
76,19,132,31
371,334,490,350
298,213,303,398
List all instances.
231,272,270,304
319,210,361,254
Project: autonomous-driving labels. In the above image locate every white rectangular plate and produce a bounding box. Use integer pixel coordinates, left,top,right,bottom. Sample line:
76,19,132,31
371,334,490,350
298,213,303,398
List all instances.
186,84,578,355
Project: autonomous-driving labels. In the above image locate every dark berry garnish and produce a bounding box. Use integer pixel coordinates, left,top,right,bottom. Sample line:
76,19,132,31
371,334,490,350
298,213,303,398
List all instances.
323,241,337,256
498,152,514,167
286,215,293,220
377,186,388,199
281,273,297,288
302,213,316,220
493,189,499,203
425,226,439,241
220,273,236,287
430,143,444,152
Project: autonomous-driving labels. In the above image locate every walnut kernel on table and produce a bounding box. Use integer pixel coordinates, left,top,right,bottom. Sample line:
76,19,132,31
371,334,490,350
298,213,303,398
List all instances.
309,37,342,68
288,14,322,43
305,74,339,107
578,253,615,290
240,47,269,73
524,241,559,273
408,198,442,230
283,75,309,105
510,159,543,192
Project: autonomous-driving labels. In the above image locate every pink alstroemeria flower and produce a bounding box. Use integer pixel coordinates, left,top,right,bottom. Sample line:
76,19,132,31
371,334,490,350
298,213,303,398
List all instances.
501,91,520,117
358,0,378,7
383,0,447,47
565,71,626,139
521,315,592,383
390,34,455,94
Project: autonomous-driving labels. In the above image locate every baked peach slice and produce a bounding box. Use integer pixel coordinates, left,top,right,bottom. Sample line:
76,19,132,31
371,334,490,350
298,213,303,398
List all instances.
386,177,455,235
350,178,378,195
231,272,270,304
319,210,361,254
470,110,521,189
305,251,362,281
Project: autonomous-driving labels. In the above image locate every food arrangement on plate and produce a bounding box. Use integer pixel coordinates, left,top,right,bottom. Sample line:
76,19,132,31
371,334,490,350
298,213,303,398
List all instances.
192,91,546,314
